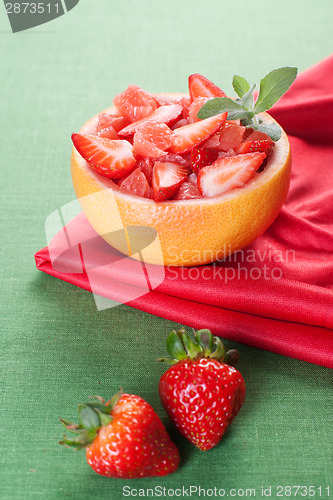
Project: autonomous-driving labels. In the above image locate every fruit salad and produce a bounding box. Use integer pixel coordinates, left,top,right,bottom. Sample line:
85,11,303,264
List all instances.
71,74,279,202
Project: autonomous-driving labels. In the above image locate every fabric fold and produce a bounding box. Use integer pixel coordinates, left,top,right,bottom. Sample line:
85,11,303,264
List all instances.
35,55,333,368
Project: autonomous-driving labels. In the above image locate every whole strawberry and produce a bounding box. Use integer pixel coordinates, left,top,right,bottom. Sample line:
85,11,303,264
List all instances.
59,391,180,478
158,328,245,451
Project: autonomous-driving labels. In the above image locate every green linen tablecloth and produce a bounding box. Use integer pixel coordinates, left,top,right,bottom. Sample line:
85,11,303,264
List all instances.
1,1,332,498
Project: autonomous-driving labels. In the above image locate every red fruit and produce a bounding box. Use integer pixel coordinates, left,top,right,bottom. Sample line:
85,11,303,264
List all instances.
190,147,219,174
136,158,154,184
96,125,119,140
60,392,180,478
170,118,189,130
217,121,246,150
188,73,227,101
158,328,245,451
119,167,152,198
236,130,274,154
153,153,191,168
113,85,157,122
154,94,191,113
118,104,183,136
237,139,273,154
187,96,209,123
96,113,131,133
133,121,177,158
197,152,266,197
152,161,188,201
72,133,136,179
153,94,186,106
169,112,227,154
174,173,202,200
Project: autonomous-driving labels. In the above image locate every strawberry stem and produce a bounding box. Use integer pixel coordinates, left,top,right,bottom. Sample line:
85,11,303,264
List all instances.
59,391,123,450
157,327,239,366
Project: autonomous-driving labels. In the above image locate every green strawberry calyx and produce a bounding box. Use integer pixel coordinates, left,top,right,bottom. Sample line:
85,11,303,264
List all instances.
157,327,239,366
59,390,123,450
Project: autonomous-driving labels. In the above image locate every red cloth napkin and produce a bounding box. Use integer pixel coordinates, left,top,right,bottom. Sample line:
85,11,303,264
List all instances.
35,56,333,368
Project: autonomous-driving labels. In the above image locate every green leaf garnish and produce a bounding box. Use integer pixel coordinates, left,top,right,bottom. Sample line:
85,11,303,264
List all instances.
198,66,298,141
241,83,256,110
197,97,252,121
254,122,281,142
254,67,298,113
232,75,250,98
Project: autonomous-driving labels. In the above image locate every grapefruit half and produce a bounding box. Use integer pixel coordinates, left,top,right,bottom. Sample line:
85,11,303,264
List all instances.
71,94,291,267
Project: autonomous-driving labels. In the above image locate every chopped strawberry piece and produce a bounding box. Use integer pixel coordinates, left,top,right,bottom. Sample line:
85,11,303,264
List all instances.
118,104,182,136
188,97,209,123
152,162,188,202
236,130,274,154
191,147,219,174
243,129,272,141
237,139,273,154
133,121,177,158
113,85,157,122
169,112,227,154
188,73,227,101
72,133,136,179
136,158,154,185
236,129,274,155
197,152,266,197
97,113,131,133
174,173,202,200
119,167,152,198
96,125,119,140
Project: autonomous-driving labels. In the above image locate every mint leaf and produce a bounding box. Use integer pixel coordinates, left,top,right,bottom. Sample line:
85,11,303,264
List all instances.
254,67,297,113
255,122,282,141
232,75,250,98
197,97,251,121
240,83,256,110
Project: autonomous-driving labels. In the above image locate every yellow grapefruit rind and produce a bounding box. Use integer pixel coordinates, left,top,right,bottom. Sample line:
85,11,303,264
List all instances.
71,94,291,267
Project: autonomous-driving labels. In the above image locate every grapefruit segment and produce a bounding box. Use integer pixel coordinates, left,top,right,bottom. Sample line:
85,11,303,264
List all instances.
118,104,183,136
119,167,151,198
174,173,202,200
96,125,119,140
133,121,177,158
188,97,209,122
97,114,131,133
113,85,157,122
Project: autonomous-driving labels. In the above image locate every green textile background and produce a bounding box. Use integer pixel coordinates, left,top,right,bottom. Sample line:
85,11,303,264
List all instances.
1,0,332,498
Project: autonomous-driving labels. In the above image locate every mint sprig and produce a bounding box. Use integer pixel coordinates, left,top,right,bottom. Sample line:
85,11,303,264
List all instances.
197,67,298,141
